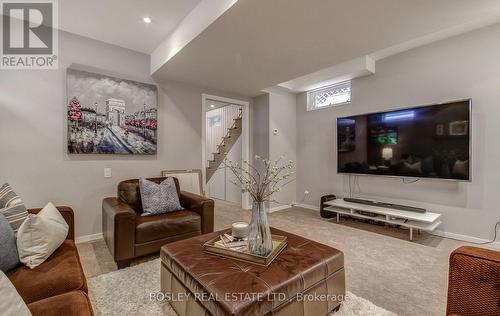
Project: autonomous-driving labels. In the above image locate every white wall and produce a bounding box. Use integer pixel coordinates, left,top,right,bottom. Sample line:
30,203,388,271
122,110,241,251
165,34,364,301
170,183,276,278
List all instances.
224,136,243,204
252,91,297,208
207,136,242,204
205,104,241,160
0,31,249,239
268,90,297,208
252,94,270,165
296,24,500,241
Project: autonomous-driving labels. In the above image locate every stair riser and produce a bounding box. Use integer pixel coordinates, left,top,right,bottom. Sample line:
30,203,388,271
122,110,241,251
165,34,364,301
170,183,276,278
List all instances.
206,115,243,182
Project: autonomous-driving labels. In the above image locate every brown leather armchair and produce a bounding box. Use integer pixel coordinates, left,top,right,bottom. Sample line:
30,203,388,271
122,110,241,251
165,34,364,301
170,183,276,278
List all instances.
446,246,500,316
102,177,214,268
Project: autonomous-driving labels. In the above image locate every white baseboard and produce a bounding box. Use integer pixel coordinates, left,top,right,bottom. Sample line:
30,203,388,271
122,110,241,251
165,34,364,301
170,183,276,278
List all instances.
431,230,500,249
293,203,500,248
75,233,103,244
269,205,292,213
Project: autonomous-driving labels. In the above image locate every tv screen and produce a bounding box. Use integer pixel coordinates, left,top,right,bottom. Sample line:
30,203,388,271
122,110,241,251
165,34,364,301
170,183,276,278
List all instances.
337,100,471,181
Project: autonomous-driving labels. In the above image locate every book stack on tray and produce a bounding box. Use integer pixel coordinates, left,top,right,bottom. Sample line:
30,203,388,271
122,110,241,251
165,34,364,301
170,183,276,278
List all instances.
215,233,248,251
203,230,288,266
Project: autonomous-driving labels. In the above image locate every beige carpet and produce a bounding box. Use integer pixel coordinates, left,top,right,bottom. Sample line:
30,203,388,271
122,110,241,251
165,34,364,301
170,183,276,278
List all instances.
77,199,476,316
88,258,395,316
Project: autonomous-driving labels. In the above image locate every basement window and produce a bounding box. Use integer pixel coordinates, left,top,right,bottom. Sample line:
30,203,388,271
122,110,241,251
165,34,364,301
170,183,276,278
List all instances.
307,81,351,111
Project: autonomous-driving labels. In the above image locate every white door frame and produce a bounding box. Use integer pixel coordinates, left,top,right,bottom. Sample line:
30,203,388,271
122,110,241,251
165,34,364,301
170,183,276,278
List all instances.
202,94,251,210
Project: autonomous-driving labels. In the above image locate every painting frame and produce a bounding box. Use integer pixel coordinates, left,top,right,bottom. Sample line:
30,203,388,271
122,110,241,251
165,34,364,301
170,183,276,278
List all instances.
66,68,158,155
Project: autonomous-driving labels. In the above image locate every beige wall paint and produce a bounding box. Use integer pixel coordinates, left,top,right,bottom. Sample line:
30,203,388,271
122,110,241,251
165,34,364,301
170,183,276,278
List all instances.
0,31,249,238
296,24,500,241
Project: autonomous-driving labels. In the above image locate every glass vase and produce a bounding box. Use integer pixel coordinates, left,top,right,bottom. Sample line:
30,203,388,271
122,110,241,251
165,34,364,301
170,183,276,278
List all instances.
247,201,273,256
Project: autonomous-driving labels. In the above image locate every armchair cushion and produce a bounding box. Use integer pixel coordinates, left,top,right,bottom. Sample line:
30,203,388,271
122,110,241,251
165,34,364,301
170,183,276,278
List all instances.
135,210,200,244
8,240,87,304
28,291,94,316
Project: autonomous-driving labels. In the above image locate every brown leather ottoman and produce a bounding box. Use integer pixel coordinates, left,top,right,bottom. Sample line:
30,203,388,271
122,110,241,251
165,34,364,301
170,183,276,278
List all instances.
160,227,345,316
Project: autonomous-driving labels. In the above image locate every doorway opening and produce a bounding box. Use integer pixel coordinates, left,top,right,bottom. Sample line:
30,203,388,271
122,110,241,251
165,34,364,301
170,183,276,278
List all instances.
202,94,250,209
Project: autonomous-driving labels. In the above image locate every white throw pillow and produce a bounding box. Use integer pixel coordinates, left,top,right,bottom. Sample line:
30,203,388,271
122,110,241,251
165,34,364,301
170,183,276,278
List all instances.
17,202,69,269
0,270,32,316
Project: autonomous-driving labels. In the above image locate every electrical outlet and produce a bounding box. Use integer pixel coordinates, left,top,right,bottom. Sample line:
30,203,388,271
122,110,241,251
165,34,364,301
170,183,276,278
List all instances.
104,168,112,178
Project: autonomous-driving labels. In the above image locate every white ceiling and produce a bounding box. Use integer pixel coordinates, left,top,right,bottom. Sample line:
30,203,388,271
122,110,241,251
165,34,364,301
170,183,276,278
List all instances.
59,0,202,54
152,0,500,96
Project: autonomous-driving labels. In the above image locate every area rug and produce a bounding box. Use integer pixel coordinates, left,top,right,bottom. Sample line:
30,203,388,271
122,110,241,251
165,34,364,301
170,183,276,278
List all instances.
88,259,397,316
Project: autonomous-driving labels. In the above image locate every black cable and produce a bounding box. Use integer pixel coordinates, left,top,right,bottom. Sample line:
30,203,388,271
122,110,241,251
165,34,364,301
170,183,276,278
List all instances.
472,221,500,245
402,178,420,184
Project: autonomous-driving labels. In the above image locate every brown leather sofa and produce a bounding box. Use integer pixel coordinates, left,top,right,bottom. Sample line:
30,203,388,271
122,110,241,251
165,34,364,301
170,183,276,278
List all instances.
102,177,214,268
447,246,500,316
7,206,94,316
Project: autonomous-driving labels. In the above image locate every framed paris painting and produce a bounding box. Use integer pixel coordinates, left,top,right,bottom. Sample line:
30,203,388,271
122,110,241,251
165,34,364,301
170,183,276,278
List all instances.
66,68,158,154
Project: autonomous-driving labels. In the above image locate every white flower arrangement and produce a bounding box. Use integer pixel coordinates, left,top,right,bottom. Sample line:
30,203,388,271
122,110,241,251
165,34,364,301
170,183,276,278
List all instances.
223,155,295,203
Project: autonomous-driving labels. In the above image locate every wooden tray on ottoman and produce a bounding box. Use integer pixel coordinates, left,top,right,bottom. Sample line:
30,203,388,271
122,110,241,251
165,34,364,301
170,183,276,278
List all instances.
203,232,287,266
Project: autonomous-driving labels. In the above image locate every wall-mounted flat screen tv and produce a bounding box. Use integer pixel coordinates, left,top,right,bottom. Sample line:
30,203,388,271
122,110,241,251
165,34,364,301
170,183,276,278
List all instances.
337,99,471,181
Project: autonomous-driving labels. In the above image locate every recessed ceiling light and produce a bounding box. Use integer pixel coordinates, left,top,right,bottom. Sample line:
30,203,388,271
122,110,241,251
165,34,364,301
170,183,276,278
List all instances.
143,17,152,24
210,104,215,108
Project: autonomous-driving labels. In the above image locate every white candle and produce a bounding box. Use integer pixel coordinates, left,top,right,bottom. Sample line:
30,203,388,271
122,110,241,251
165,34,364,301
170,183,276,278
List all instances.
232,222,249,238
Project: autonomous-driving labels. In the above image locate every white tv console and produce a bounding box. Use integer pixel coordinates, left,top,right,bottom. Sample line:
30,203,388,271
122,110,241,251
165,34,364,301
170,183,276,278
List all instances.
323,199,442,241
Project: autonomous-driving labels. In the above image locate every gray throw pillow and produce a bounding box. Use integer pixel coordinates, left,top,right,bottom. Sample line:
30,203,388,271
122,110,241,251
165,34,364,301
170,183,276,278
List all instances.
0,213,20,272
0,183,24,207
139,177,183,216
0,183,28,234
